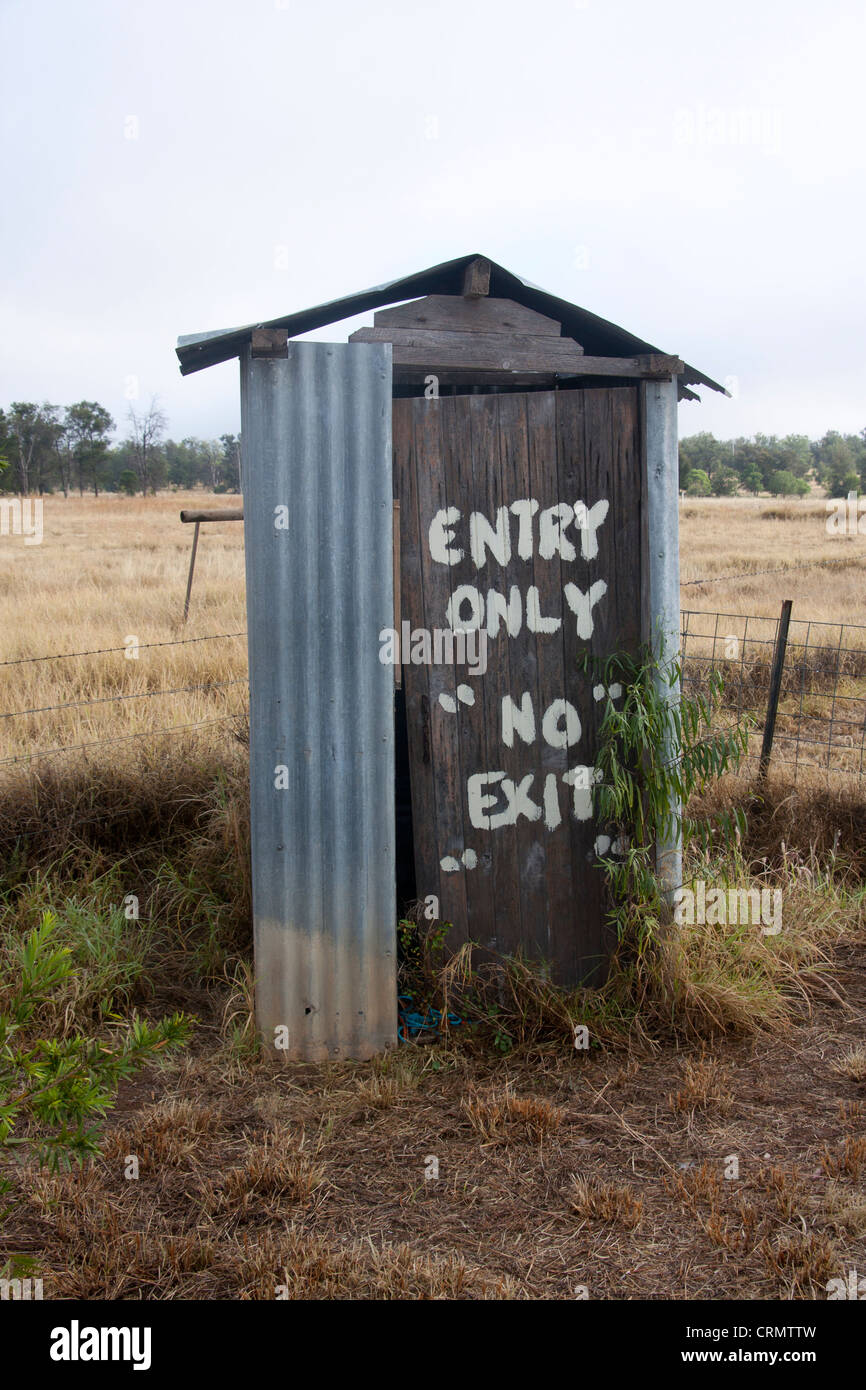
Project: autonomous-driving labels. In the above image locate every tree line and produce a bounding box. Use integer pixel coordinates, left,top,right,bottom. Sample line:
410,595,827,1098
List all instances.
2,399,864,502
0,398,241,496
679,429,866,498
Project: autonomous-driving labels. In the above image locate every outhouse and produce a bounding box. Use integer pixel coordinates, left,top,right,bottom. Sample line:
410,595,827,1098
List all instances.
177,253,725,1058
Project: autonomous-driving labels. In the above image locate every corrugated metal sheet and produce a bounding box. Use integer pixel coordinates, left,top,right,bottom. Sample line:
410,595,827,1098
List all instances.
240,340,396,1060
177,252,726,401
642,379,682,898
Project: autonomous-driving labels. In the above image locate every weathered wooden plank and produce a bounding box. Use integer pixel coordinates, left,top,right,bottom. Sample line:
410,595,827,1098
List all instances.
497,391,548,960
558,387,642,983
421,398,469,937
555,390,604,985
467,393,525,958
395,399,469,933
639,354,684,378
393,401,440,917
250,327,288,358
434,396,479,947
462,257,491,297
458,395,503,954
394,385,645,987
394,405,428,861
374,294,565,338
351,326,587,373
524,388,573,979
394,367,560,388
353,328,680,379
393,499,401,689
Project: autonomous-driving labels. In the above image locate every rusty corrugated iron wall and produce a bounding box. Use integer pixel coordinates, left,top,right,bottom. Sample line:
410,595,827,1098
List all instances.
240,340,396,1060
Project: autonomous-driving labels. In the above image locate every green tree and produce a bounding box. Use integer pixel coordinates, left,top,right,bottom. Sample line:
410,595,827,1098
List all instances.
65,401,115,497
768,469,804,496
739,461,763,494
219,433,241,492
164,437,207,489
710,466,739,496
686,468,712,497
5,402,61,494
777,434,812,478
815,433,857,495
679,432,724,489
0,409,9,484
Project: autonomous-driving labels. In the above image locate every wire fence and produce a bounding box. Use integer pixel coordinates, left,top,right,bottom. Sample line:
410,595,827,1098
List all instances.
0,630,249,773
0,581,864,787
681,607,866,784
681,554,866,588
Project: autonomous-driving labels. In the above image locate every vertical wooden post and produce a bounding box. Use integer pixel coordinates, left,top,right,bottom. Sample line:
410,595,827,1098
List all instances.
759,599,793,779
182,520,200,624
393,500,401,688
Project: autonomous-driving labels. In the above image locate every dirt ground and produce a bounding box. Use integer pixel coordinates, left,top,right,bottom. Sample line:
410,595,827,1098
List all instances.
4,936,865,1301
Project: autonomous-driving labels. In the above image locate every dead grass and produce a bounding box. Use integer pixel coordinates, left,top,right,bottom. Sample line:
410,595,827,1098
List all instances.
0,491,247,767
669,1053,734,1117
569,1175,643,1228
839,1099,864,1127
820,1137,866,1181
216,1135,326,1209
2,493,866,1299
830,1046,866,1082
680,497,866,630
4,964,866,1300
760,1231,839,1299
822,1183,866,1237
463,1085,566,1143
692,771,866,880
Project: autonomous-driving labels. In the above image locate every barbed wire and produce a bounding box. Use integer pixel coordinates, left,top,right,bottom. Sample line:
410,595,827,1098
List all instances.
0,678,249,722
682,555,865,587
0,713,246,768
0,631,247,668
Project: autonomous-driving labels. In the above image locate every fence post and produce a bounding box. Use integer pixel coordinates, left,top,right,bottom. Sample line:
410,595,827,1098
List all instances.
182,520,200,624
759,599,793,779
642,378,681,899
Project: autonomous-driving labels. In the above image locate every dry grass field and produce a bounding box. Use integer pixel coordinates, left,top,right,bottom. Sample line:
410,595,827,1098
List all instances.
1,490,866,1301
680,495,866,629
0,491,864,768
0,492,248,768
680,498,866,785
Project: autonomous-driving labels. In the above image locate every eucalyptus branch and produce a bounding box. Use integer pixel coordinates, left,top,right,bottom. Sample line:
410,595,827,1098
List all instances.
580,647,751,934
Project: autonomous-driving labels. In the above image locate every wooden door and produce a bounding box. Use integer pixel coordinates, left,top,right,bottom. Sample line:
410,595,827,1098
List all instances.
394,386,643,985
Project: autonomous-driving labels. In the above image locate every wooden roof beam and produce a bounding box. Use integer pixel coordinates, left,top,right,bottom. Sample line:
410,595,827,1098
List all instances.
350,324,682,379
462,257,491,298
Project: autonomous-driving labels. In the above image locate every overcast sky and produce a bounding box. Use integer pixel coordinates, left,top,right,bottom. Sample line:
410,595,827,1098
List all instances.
2,0,863,445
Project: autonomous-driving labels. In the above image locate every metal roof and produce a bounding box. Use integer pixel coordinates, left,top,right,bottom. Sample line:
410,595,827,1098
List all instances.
176,251,727,401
